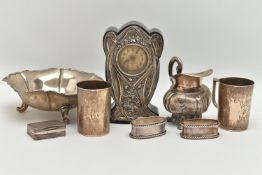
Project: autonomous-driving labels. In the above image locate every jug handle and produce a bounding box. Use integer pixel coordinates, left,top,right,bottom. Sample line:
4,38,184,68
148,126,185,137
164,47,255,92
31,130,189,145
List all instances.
212,78,219,108
168,56,183,77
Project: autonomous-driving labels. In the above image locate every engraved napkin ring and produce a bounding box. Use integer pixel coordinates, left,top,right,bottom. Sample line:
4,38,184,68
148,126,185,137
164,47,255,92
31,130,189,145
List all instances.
130,116,167,139
180,119,219,139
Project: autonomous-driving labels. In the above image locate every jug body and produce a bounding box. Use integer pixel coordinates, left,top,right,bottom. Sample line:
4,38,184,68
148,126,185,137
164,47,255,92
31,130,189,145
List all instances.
163,57,212,128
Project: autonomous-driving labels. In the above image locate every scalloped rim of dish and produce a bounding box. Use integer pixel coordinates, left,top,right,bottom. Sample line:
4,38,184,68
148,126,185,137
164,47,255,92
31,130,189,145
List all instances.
3,68,103,95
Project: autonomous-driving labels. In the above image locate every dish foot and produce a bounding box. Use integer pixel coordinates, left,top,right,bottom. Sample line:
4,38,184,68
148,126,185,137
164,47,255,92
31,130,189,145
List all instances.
60,106,70,124
16,103,28,113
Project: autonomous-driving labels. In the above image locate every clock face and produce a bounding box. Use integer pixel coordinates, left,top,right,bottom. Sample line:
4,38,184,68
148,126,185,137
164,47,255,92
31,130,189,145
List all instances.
117,45,148,75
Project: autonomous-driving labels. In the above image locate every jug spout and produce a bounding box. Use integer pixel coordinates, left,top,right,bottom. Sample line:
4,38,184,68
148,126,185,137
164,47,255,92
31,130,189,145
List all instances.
176,74,202,90
176,69,213,90
168,56,213,90
184,69,213,78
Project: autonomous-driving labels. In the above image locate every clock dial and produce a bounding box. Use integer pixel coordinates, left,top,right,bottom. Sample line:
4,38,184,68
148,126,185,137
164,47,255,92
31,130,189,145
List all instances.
117,45,148,75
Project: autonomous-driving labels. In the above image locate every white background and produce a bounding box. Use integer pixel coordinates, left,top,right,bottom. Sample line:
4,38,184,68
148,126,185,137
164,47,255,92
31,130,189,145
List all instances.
0,0,261,175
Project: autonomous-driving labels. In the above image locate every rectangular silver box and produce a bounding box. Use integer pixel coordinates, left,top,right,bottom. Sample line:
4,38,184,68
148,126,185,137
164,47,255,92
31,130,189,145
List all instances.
27,120,66,140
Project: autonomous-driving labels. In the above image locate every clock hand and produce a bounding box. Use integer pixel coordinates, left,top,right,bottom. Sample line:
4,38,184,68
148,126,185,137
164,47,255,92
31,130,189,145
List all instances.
135,47,140,54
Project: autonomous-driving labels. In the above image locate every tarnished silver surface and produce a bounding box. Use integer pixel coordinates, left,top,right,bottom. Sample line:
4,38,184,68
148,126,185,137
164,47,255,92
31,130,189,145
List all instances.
163,56,213,129
3,68,103,123
103,22,164,123
180,119,219,139
212,77,254,131
27,120,66,140
130,116,167,139
77,81,111,137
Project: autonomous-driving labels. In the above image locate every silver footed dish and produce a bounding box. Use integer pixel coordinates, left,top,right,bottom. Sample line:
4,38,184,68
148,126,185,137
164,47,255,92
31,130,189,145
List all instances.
3,68,103,124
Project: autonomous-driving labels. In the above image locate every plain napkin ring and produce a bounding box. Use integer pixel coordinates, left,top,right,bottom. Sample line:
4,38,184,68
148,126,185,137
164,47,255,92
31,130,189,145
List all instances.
180,118,219,139
130,116,167,139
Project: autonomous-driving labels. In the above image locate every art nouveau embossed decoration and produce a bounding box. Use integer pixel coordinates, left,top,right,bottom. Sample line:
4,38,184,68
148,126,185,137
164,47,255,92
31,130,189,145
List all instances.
163,57,213,129
103,22,164,123
212,77,254,131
